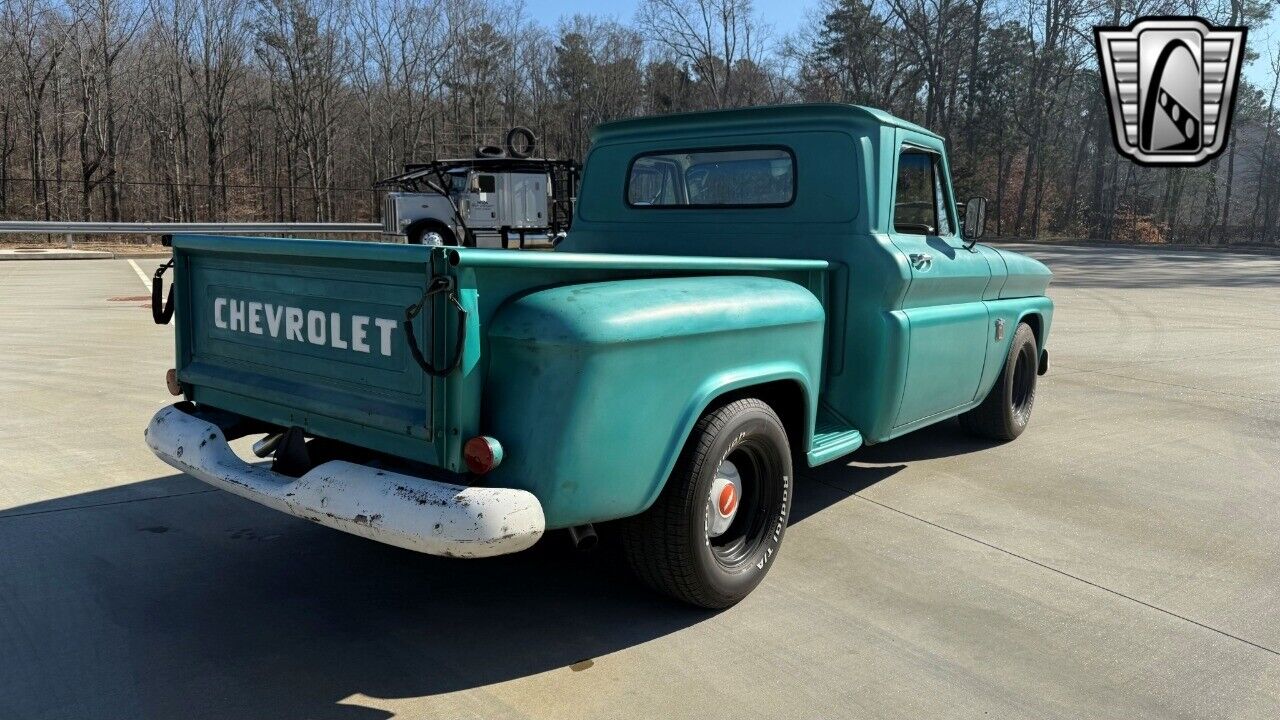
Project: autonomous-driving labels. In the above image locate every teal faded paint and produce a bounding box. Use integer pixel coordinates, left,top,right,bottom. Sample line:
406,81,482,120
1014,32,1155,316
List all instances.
171,233,445,467
561,102,1053,447
166,103,1053,530
481,275,824,527
437,249,828,485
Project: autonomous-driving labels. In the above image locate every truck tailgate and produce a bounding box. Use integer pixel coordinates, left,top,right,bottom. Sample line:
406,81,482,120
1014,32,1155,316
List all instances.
170,235,449,466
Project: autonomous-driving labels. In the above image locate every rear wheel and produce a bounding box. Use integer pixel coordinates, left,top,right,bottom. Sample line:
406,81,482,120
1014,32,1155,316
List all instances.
960,321,1038,441
622,398,792,608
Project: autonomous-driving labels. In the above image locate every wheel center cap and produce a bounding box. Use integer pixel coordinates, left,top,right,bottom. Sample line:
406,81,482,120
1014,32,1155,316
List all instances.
718,484,738,517
708,460,742,538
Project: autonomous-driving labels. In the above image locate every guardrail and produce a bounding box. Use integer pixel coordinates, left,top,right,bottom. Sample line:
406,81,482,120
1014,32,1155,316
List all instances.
0,221,382,237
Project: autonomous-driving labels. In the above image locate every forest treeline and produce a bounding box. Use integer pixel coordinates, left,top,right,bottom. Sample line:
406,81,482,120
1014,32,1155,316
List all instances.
1,0,1277,244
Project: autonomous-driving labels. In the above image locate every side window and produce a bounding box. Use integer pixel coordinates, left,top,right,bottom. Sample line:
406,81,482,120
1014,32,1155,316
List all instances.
477,175,496,193
893,150,952,235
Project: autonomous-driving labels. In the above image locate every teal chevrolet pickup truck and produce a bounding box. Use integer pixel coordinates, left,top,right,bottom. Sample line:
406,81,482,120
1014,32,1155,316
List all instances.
146,104,1053,608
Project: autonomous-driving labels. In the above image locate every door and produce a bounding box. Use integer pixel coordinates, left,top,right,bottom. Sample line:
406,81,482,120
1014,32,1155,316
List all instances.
888,141,992,428
466,173,498,228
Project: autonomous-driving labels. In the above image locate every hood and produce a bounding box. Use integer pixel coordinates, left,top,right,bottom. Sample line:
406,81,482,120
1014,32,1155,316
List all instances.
992,246,1053,299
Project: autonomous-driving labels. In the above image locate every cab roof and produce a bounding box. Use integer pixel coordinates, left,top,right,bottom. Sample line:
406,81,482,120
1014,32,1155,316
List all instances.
592,103,941,144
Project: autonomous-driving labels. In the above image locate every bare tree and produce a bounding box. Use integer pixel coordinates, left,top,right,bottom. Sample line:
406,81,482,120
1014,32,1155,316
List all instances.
68,0,143,220
637,0,770,109
1249,41,1280,242
0,0,1274,245
254,0,349,220
189,0,248,219
3,0,72,219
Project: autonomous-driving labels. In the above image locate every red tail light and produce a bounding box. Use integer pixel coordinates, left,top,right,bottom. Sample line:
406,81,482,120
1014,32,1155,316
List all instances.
464,436,504,475
166,368,182,396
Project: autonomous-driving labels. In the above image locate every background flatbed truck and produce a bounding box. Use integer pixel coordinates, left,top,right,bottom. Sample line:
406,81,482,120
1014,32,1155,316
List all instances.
146,104,1053,608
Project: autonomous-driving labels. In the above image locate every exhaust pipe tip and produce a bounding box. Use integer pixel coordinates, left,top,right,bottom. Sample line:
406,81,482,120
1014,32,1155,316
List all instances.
252,433,285,459
567,524,598,551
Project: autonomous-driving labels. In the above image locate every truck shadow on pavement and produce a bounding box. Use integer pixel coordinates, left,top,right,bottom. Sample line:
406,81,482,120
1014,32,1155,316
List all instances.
0,424,982,719
0,474,715,719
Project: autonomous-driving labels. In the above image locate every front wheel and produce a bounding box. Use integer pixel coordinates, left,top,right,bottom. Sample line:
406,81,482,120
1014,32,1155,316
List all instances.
404,219,457,246
622,398,792,608
960,321,1039,441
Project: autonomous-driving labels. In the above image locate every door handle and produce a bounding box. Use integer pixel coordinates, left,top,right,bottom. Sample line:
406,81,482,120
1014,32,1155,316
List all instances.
909,252,933,270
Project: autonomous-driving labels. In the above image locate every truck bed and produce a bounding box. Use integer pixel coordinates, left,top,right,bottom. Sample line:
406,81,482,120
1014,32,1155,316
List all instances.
169,234,829,474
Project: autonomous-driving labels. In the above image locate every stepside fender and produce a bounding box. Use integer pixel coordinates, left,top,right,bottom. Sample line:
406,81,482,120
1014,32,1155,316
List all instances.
656,363,816,506
482,275,825,529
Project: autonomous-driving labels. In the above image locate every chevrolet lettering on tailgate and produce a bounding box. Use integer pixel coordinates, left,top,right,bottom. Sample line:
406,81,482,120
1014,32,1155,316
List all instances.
212,297,399,357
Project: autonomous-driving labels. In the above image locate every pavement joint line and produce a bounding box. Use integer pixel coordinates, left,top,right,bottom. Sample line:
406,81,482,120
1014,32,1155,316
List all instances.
1077,369,1280,406
0,487,219,521
1047,355,1280,404
126,258,152,292
805,475,1280,659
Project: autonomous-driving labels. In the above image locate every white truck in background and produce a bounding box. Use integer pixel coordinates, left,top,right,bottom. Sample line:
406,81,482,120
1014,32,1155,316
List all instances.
377,127,578,248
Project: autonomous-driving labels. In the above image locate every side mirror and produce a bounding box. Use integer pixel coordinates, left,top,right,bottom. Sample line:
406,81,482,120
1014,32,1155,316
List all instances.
963,196,988,247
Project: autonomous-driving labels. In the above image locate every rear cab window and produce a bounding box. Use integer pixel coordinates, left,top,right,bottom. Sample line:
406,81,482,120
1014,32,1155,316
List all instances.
893,149,952,235
626,147,795,208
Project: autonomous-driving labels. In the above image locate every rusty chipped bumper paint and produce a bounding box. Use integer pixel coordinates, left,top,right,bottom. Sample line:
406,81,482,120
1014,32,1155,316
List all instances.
144,405,545,557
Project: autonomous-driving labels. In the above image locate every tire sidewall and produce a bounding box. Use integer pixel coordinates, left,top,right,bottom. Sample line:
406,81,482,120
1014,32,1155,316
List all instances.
1001,324,1038,435
505,126,536,158
405,220,457,247
688,408,792,603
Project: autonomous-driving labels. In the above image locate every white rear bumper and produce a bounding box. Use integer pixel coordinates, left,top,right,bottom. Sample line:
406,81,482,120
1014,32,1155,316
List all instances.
144,405,544,557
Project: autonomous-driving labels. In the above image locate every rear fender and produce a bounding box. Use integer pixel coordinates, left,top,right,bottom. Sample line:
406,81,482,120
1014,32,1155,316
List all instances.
481,275,825,528
652,365,814,511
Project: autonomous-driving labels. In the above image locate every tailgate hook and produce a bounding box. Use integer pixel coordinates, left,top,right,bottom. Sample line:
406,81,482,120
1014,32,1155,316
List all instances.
404,276,468,377
152,258,175,325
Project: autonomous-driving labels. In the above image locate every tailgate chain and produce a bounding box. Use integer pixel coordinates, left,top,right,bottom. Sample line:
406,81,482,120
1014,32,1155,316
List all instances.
404,275,468,377
152,258,175,325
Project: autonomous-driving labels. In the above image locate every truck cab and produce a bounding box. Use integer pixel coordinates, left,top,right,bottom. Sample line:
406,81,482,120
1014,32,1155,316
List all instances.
146,104,1053,608
563,104,1051,444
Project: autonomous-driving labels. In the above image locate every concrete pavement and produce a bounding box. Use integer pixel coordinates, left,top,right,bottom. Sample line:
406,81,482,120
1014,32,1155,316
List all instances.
0,246,1277,719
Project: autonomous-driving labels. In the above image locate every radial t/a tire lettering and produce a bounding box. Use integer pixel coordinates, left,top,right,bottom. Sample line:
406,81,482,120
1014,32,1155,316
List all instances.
621,398,792,609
